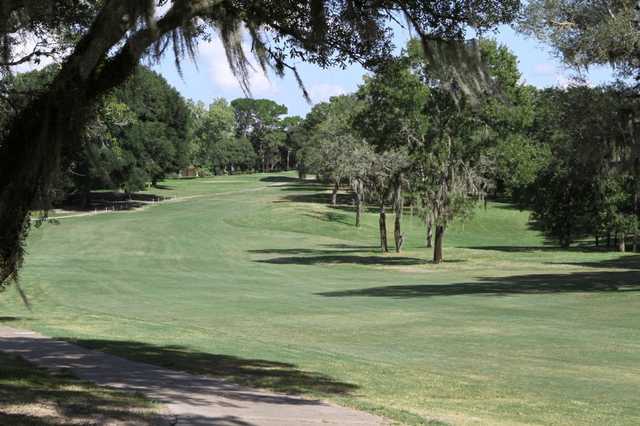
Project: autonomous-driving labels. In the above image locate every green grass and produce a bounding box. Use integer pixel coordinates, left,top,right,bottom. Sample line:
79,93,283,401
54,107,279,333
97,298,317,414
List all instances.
2,172,640,425
0,352,161,425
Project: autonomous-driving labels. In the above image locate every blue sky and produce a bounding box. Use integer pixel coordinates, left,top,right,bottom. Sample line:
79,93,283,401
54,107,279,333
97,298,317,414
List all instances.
153,25,616,117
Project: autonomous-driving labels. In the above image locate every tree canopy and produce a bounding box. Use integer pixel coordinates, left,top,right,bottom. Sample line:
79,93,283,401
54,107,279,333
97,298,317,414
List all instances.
0,0,520,285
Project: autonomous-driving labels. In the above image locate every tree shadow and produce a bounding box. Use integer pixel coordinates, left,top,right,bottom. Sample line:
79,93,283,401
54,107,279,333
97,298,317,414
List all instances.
1,335,361,425
0,352,160,425
464,245,607,253
151,183,174,190
260,176,299,183
320,243,380,251
547,254,640,270
62,338,358,398
56,191,169,212
174,415,256,426
249,246,376,256
256,255,424,266
0,316,25,322
304,211,355,226
250,245,427,266
316,270,640,299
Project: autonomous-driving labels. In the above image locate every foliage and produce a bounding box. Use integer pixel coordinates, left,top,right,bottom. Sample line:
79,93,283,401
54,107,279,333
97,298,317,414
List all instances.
526,85,640,247
231,98,288,172
519,0,640,76
0,0,521,285
190,98,256,174
1,65,189,196
354,58,429,152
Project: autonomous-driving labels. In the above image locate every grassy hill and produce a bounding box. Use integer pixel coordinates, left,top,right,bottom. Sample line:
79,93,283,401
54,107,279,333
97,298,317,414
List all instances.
2,173,639,425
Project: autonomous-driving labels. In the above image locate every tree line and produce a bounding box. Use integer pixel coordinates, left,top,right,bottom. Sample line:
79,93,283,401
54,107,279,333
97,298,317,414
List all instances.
294,39,640,261
1,65,305,207
0,0,635,285
4,38,638,265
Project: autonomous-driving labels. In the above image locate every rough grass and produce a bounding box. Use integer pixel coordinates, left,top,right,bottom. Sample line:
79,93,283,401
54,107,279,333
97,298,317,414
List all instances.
0,352,162,425
2,172,640,425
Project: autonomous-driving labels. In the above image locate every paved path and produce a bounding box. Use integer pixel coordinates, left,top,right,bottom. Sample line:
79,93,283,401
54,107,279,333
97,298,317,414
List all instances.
0,326,385,426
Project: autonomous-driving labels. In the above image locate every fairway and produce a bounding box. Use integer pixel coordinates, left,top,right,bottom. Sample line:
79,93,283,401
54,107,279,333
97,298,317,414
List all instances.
2,174,640,425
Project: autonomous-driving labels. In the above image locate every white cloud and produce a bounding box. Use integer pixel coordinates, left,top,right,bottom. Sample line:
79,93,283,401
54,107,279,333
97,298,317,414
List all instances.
532,62,595,89
198,39,277,96
308,83,347,104
533,62,556,76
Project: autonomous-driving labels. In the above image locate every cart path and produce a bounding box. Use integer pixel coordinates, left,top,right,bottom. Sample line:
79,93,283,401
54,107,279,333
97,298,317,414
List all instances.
0,326,386,426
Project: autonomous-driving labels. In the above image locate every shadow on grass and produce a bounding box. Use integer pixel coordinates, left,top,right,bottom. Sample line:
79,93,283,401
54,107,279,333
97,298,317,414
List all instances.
256,255,424,266
63,338,357,397
56,191,169,212
465,245,609,253
0,316,25,322
317,269,640,299
260,176,300,183
0,352,158,425
151,183,174,190
249,244,378,256
251,244,428,266
304,211,355,226
548,254,640,270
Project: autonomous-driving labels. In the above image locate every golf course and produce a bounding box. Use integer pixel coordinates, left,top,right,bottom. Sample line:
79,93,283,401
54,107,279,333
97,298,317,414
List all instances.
2,173,639,425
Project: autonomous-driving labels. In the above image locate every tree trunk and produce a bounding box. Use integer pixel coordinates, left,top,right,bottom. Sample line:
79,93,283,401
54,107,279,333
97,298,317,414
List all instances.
393,177,403,253
394,214,403,252
433,225,445,264
0,83,93,284
331,181,339,206
354,193,362,228
618,233,626,253
0,0,230,285
352,179,364,228
379,205,388,253
607,232,611,248
80,189,91,210
286,150,290,170
634,157,640,253
595,233,599,248
426,215,433,248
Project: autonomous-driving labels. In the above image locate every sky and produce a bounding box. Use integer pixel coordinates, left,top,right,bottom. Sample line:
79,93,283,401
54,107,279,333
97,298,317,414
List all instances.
151,25,616,118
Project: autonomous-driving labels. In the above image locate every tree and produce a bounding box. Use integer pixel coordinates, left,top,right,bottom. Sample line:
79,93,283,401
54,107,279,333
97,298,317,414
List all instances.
192,99,236,174
113,66,190,187
346,144,376,228
0,0,519,285
299,95,363,205
354,58,429,252
280,115,304,170
519,0,640,77
231,98,287,172
2,64,186,195
360,150,410,252
526,85,640,249
411,92,487,263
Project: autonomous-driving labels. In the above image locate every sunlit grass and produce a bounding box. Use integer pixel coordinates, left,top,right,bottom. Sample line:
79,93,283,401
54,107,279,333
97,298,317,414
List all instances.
3,172,640,425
